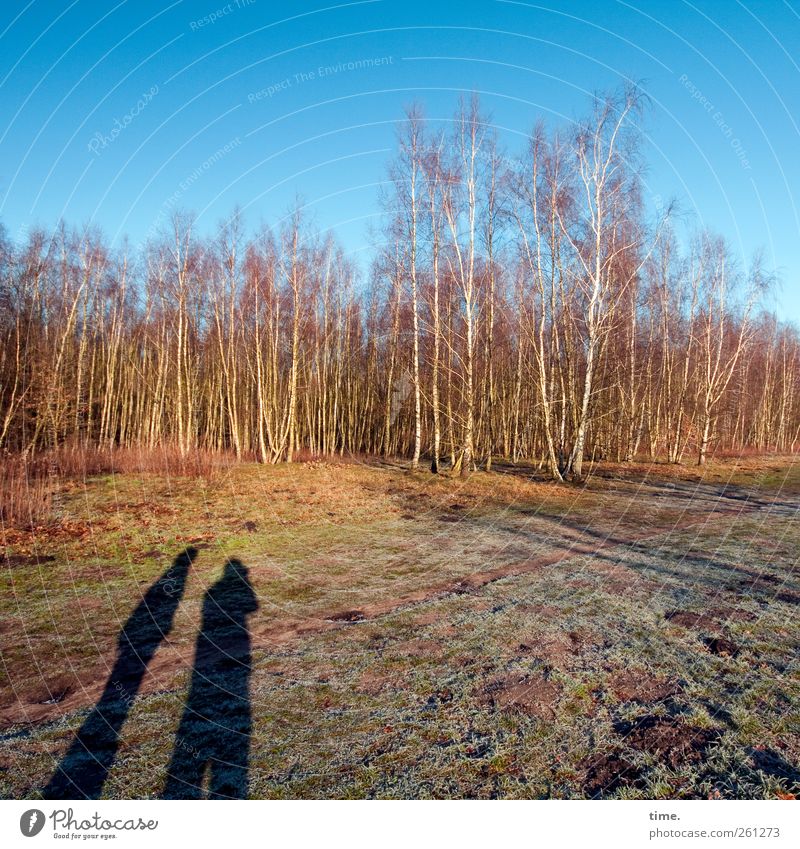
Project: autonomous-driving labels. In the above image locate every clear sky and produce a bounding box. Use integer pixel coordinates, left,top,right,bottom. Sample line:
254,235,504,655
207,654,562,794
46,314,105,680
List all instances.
0,0,798,321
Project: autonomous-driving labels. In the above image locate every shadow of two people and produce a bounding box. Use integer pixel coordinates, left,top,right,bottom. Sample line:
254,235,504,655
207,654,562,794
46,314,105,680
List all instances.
44,548,258,800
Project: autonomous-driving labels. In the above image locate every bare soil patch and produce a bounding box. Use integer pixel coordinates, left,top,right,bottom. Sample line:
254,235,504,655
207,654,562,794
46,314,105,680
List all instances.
3,554,56,567
702,637,740,657
393,638,443,659
18,673,77,709
479,673,561,719
581,751,645,798
328,610,366,623
515,629,601,667
609,671,682,704
614,716,719,769
411,611,442,627
664,610,719,630
717,607,756,623
356,669,408,696
776,590,800,605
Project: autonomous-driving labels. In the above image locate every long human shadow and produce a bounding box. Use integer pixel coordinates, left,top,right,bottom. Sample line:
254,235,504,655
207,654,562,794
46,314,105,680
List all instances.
44,547,197,799
162,558,258,799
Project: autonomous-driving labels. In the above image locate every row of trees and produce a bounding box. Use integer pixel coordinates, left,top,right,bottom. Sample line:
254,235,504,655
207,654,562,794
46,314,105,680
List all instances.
1,89,798,478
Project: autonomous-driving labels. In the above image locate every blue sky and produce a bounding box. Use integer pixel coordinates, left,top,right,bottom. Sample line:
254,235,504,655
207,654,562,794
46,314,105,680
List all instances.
0,0,798,320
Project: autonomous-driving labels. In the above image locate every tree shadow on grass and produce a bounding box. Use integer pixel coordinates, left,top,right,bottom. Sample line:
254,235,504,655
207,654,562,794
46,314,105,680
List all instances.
43,547,197,799
162,558,258,799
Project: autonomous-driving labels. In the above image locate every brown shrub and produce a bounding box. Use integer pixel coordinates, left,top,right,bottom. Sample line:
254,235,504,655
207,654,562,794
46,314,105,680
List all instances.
0,454,52,528
0,444,240,528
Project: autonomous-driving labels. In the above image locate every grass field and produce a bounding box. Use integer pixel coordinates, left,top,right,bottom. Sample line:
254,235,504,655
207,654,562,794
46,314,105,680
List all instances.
1,456,799,799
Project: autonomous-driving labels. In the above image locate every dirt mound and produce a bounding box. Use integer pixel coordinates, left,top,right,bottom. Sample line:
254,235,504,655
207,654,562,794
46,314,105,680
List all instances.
739,572,781,586
20,673,76,708
614,715,719,768
479,673,561,719
515,629,602,667
702,637,740,657
518,634,573,664
328,609,365,622
3,554,56,567
664,610,718,629
718,607,756,622
581,751,644,798
776,591,800,605
609,671,682,704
